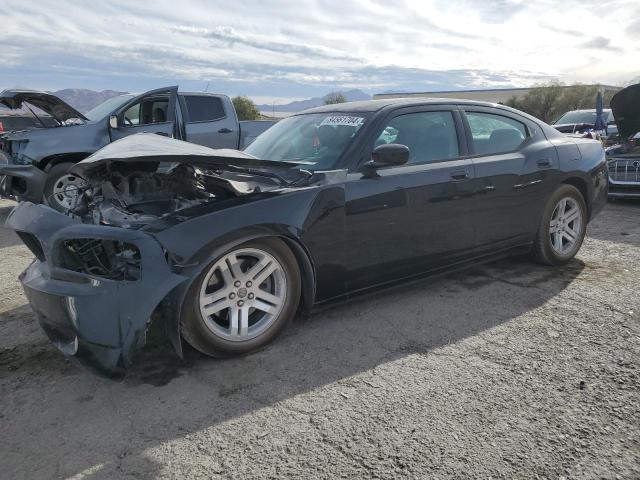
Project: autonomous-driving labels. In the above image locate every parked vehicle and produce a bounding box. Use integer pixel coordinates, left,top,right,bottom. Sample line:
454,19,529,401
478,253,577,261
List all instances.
0,86,275,211
552,108,619,144
606,83,640,198
3,98,608,374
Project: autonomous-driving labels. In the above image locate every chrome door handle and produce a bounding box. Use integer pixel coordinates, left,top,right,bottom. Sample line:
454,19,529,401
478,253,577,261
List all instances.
537,159,552,168
450,170,469,181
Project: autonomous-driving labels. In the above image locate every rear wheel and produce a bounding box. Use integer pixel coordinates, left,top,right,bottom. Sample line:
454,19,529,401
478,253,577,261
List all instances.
532,184,587,265
181,238,301,358
43,162,86,212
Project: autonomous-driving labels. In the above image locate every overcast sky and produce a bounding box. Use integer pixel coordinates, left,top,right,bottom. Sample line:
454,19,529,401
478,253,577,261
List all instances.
2,0,638,104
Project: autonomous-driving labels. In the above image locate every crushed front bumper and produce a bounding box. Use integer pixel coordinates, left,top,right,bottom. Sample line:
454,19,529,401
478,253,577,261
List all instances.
0,164,47,203
6,202,188,374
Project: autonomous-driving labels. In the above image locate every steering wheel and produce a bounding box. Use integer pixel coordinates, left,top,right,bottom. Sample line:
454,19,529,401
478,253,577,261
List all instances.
124,116,134,126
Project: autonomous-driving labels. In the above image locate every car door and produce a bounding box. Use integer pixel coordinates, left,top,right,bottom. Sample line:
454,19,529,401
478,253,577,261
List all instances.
344,107,477,292
461,108,559,253
110,86,178,141
180,94,239,149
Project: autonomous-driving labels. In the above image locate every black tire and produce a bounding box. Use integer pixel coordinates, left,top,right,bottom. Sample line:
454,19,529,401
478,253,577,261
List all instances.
181,237,301,358
42,162,81,212
532,184,587,265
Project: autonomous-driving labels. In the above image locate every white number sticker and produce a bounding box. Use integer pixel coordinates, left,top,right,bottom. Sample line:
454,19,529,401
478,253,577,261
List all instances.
319,116,364,127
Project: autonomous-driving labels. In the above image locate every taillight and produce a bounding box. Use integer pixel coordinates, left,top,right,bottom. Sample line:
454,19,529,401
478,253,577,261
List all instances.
0,122,4,132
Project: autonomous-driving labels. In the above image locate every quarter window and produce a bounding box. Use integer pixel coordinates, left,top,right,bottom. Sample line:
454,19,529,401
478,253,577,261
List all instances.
465,112,527,155
184,95,226,122
375,111,459,164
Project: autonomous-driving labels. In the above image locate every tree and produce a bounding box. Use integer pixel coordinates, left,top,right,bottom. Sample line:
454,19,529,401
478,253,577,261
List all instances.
505,82,621,123
324,92,347,105
232,96,261,120
514,82,565,123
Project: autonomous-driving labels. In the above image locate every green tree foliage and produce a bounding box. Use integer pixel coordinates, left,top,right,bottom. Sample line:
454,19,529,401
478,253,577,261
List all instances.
232,96,261,120
506,82,621,123
324,92,347,105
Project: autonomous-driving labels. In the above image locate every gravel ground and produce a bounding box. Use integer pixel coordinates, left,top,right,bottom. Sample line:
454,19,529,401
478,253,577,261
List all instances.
0,198,638,479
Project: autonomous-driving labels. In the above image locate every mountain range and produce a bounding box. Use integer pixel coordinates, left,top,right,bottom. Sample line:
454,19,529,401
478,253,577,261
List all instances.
256,89,371,113
1,87,372,114
53,89,129,113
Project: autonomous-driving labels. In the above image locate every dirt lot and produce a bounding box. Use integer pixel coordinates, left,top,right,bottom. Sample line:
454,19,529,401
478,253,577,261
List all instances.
0,198,638,479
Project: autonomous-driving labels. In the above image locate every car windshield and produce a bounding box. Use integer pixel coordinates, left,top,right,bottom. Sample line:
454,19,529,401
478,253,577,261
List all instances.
244,112,368,170
554,110,613,125
85,95,135,122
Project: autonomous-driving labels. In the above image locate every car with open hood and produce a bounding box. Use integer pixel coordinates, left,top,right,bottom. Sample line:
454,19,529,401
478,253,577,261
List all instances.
2,98,608,375
552,108,619,144
0,86,275,212
605,83,640,198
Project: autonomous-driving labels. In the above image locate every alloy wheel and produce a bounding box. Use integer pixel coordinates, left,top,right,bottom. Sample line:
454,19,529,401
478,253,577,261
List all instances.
549,197,583,255
198,248,287,341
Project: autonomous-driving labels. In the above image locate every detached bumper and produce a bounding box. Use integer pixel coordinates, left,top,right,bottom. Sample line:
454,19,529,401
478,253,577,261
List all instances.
6,202,188,374
0,164,47,203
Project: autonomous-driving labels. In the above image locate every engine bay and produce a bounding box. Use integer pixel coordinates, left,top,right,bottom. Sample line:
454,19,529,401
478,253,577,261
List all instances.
70,162,277,228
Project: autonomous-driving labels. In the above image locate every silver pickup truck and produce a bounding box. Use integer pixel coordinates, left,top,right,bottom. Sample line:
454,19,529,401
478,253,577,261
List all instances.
0,86,275,210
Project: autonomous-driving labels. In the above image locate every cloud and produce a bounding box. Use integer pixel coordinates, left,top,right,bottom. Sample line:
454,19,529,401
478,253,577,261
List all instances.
1,0,637,99
540,23,586,37
626,18,640,37
581,36,624,52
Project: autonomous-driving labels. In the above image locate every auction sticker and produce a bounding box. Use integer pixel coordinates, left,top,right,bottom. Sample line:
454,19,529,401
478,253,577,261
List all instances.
319,116,364,127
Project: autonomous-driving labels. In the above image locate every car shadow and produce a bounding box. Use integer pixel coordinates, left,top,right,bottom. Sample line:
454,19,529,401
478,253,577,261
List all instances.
0,255,586,478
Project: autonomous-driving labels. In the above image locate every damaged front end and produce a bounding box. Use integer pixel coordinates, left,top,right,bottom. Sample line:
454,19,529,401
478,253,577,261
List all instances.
7,201,188,374
6,134,311,374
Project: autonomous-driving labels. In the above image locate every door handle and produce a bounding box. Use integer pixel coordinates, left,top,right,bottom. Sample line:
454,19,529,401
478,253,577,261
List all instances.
450,170,469,181
218,128,233,134
537,159,552,168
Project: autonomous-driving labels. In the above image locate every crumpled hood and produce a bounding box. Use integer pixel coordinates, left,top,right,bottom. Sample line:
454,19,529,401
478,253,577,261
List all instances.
70,133,312,180
610,83,640,140
0,89,87,123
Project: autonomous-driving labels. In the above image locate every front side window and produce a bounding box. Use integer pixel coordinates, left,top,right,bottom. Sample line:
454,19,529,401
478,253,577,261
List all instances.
244,112,368,170
184,95,225,122
375,111,459,164
122,98,169,126
466,112,527,155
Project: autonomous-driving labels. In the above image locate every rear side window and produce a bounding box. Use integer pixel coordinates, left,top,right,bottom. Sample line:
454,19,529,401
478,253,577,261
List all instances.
375,111,459,164
184,95,226,122
466,112,527,155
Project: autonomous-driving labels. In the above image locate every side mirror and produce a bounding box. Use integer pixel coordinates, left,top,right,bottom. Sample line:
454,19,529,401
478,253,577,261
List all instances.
109,115,119,129
361,143,410,177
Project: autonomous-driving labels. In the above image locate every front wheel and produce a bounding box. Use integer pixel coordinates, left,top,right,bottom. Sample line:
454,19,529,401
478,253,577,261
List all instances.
181,237,301,358
532,184,587,265
43,162,87,212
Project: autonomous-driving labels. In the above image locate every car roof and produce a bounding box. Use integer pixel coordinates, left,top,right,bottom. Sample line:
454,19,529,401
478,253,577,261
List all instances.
300,97,521,115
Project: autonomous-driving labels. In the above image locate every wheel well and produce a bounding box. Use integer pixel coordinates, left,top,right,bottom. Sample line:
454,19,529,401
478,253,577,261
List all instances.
278,236,316,317
41,153,91,171
562,177,590,214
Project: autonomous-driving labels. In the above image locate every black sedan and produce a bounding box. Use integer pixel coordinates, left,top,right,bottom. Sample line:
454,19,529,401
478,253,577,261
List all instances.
2,98,608,374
